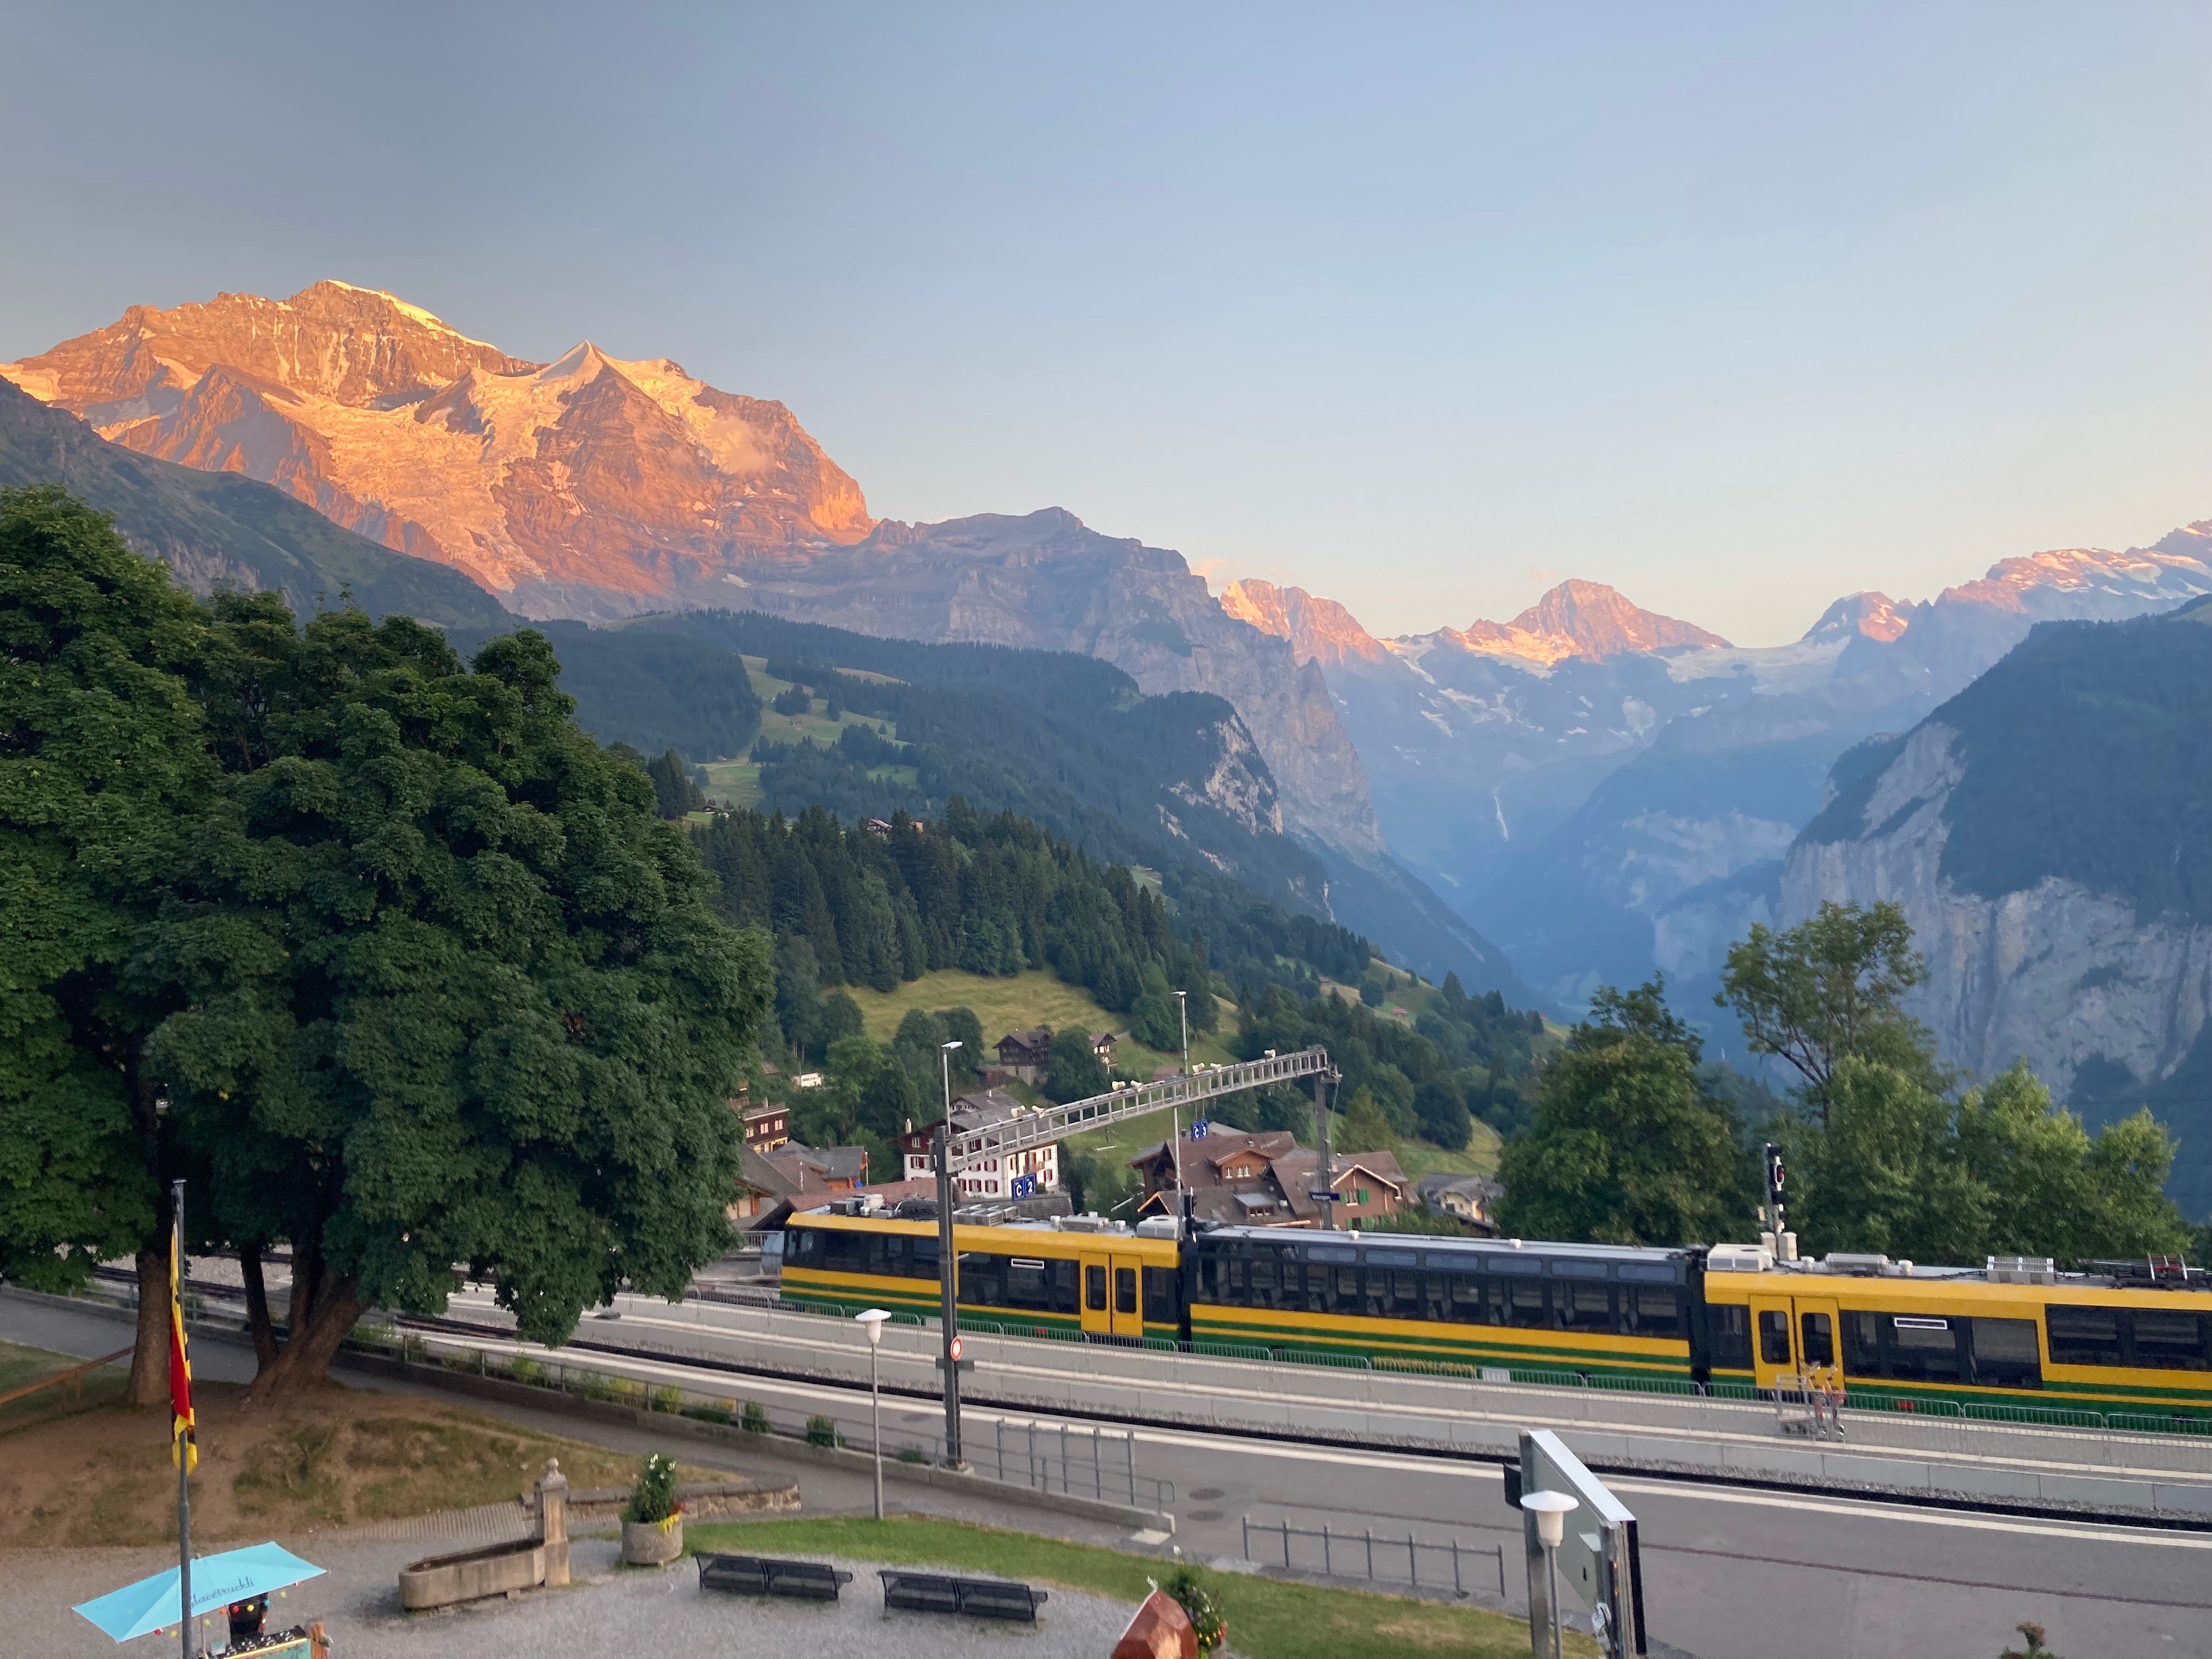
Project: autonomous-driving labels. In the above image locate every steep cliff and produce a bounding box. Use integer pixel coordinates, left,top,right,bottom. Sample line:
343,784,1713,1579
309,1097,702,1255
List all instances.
1781,599,2212,1208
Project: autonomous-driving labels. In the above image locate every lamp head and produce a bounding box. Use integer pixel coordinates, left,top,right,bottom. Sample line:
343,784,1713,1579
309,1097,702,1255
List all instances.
941,1039,962,1052
1520,1488,1578,1549
855,1307,892,1346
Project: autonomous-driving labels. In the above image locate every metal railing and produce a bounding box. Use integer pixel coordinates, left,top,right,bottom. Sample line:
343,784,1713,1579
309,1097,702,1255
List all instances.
943,1047,1330,1174
336,1322,1174,1516
1242,1514,1506,1602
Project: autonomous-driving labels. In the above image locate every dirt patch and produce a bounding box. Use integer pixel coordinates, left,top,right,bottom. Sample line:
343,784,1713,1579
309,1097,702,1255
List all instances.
0,1378,719,1548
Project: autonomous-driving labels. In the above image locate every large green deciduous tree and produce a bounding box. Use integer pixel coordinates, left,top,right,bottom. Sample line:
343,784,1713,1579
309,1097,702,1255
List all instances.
142,596,771,1395
0,486,211,1405
1718,900,1936,1125
1496,979,1752,1248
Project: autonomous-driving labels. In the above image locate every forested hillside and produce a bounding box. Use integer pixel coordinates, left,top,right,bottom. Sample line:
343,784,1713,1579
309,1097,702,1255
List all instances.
693,800,1372,1054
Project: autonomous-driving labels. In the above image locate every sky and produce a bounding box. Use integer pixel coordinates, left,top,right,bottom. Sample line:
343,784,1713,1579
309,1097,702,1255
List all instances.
1,3,2205,644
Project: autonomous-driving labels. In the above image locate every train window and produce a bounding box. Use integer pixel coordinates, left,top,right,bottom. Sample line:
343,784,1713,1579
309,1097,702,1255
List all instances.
1143,1267,1177,1324
1626,1287,1681,1339
1708,1304,1752,1370
883,1236,909,1276
1449,1274,1486,1319
1884,1316,1962,1383
1311,1245,1358,1263
1493,1278,1547,1328
1250,1260,1279,1304
1086,1265,1108,1312
2130,1311,2212,1372
1843,1311,1880,1374
1968,1318,2042,1388
1552,1260,1610,1279
912,1235,939,1277
1559,1283,1612,1332
2046,1305,2125,1368
1799,1311,1835,1368
1489,1255,1543,1276
958,1252,1001,1305
1002,1257,1049,1311
787,1229,820,1263
1363,1249,1418,1268
1115,1267,1138,1316
1757,1310,1793,1365
1390,1270,1423,1319
1618,1263,1675,1283
865,1236,889,1277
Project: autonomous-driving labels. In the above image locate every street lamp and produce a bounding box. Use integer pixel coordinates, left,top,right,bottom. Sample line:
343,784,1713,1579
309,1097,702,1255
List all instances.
854,1308,891,1520
1170,991,1189,1231
935,1041,963,1466
1520,1489,1579,1659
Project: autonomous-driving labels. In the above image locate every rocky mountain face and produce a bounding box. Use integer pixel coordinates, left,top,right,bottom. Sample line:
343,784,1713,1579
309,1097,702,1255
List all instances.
715,508,1384,857
1237,530,2212,1013
1781,598,2212,1209
0,378,509,627
3,281,873,619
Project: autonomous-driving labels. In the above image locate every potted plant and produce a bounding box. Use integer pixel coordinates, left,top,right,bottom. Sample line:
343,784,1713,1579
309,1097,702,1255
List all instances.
1163,1566,1226,1656
619,1453,684,1566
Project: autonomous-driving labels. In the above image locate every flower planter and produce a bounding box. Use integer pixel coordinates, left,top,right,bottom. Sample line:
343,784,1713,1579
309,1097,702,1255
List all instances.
622,1514,683,1566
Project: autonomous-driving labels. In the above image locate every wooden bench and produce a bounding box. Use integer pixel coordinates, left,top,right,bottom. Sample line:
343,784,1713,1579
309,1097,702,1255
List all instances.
695,1553,854,1600
878,1570,1049,1622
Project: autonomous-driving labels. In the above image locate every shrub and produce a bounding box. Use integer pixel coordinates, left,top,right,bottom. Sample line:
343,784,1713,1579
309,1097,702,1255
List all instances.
742,1400,771,1435
1163,1566,1226,1655
684,1403,732,1425
896,1447,927,1464
806,1413,840,1448
651,1384,685,1414
506,1355,540,1386
2000,1625,2062,1659
610,1376,647,1407
577,1372,616,1402
622,1453,680,1526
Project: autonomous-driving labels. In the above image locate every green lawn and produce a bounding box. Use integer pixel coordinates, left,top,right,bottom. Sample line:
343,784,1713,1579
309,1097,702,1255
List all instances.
683,1516,1586,1659
840,967,1239,1075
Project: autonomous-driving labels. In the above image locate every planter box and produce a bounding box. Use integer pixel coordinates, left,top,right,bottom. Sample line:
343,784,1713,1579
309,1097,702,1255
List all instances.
622,1515,684,1566
399,1540,548,1610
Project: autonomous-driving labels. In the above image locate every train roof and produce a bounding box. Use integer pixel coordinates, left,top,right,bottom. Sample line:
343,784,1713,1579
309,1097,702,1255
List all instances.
1197,1226,1686,1266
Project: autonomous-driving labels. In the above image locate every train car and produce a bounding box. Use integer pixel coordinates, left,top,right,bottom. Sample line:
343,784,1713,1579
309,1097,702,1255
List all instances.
782,1208,2212,1421
1701,1249,2212,1421
781,1211,1184,1344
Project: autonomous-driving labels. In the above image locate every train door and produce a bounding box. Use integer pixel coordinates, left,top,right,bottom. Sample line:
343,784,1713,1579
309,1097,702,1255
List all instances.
1794,1295,1841,1390
1110,1253,1146,1340
1079,1251,1113,1339
1748,1293,1798,1390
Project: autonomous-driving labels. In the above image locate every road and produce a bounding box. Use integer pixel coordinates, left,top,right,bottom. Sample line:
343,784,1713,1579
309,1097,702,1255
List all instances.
9,1288,2206,1657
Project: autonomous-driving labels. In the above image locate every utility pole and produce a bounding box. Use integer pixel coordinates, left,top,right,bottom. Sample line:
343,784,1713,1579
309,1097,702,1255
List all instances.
935,1041,964,1468
171,1178,194,1659
1172,990,1191,1237
1313,1068,1338,1232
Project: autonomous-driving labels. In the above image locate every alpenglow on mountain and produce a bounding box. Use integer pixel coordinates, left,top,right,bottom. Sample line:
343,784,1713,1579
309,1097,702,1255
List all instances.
2,280,873,619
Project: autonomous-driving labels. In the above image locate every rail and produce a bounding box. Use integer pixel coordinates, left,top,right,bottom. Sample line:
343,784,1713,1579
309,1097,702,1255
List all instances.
1242,1514,1506,1602
0,1345,133,1409
943,1047,1331,1173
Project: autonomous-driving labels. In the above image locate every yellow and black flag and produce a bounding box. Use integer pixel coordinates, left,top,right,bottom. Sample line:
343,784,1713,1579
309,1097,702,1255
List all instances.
168,1234,196,1472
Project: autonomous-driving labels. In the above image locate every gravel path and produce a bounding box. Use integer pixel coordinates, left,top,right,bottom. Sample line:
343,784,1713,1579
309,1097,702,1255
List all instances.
6,1527,1141,1658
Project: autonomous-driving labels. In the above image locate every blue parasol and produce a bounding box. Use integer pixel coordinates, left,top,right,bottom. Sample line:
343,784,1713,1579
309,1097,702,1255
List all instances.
73,1542,325,1643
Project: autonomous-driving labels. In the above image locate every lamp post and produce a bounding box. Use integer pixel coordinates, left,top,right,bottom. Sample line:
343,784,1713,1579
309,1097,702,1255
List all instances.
935,1040,963,1467
1520,1489,1579,1659
855,1308,891,1519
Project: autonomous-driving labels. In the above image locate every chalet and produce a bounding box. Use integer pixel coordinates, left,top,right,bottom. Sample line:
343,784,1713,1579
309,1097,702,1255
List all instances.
1090,1031,1120,1070
898,1088,1059,1200
729,1139,870,1229
994,1028,1053,1084
863,817,894,836
1417,1172,1502,1233
736,1100,790,1153
1128,1125,1408,1229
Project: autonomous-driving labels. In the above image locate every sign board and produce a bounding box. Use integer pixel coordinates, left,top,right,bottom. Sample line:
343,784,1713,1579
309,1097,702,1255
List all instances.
1518,1427,1642,1657
1307,1190,1337,1203
1010,1175,1036,1198
1189,1120,1210,1139
948,1335,964,1362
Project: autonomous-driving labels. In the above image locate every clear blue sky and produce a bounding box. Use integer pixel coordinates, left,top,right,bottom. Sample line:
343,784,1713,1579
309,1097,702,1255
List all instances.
2,3,2205,642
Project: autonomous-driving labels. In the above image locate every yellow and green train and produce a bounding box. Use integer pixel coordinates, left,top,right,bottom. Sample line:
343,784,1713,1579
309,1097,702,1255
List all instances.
782,1214,2212,1424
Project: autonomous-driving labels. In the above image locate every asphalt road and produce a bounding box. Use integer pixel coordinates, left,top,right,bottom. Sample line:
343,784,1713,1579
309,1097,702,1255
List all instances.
9,1290,2207,1658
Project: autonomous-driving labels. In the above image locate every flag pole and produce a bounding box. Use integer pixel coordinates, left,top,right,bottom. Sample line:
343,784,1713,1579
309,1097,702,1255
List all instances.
171,1178,194,1659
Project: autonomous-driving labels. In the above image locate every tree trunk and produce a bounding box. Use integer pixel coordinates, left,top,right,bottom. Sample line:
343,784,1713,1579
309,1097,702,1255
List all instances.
239,1242,279,1373
247,1274,362,1400
125,1245,171,1408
